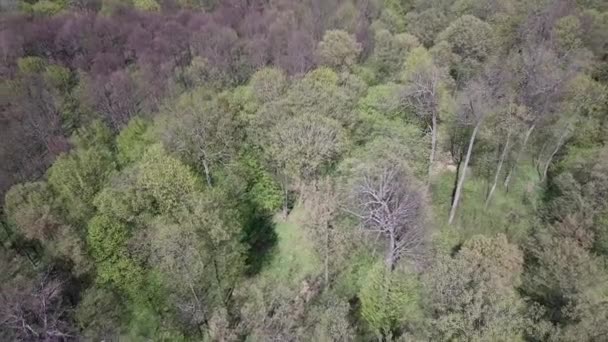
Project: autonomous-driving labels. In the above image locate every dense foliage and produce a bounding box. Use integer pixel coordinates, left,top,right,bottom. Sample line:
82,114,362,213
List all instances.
1,0,607,340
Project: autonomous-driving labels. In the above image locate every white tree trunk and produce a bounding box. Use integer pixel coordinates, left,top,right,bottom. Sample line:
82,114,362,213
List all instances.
202,158,212,187
448,121,481,225
485,131,511,208
541,123,571,182
428,113,437,184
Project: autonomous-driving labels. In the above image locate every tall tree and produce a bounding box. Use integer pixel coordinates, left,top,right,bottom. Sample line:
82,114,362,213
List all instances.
401,46,450,183
347,157,427,270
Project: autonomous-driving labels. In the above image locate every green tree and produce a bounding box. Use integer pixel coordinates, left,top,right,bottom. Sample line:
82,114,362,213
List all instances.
160,91,240,186
316,30,362,71
423,234,528,341
116,117,154,166
151,191,245,331
437,15,494,82
136,144,200,216
48,123,116,225
359,263,421,337
370,29,420,80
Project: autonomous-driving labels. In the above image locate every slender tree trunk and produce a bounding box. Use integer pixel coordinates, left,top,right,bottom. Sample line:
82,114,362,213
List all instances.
541,123,571,182
504,124,535,191
201,158,212,187
428,113,438,185
535,140,550,177
448,121,481,225
485,131,511,208
282,174,289,219
324,223,330,290
386,231,396,271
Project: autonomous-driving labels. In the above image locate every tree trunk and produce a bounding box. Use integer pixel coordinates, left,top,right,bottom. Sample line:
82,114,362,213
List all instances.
485,131,511,208
324,223,330,290
448,121,481,225
541,123,571,182
428,113,437,185
504,124,535,191
201,158,212,187
282,175,289,219
386,231,396,271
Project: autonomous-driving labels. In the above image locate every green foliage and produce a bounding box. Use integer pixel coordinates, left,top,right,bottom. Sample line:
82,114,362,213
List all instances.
405,8,449,47
423,234,528,341
43,64,74,93
116,117,154,166
232,153,283,213
17,56,47,74
249,67,288,104
48,130,116,224
75,286,127,339
267,114,346,183
370,29,420,80
437,14,494,79
4,182,57,240
136,144,200,215
87,214,129,262
359,263,421,335
133,0,159,11
21,0,66,15
352,113,430,178
3,1,608,339
316,30,362,70
553,15,583,52
358,83,404,118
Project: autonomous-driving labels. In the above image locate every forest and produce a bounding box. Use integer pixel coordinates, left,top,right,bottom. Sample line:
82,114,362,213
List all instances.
0,0,607,340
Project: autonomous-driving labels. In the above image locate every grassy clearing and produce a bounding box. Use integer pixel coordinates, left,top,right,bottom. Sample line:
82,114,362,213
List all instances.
261,207,321,286
431,163,542,251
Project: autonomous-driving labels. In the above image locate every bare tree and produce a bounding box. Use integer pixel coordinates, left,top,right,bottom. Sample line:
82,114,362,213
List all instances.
448,76,494,225
503,43,576,190
348,162,427,270
0,270,74,341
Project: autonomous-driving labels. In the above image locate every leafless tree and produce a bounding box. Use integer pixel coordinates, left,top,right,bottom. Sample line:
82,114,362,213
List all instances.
0,270,74,341
448,71,498,225
348,163,427,270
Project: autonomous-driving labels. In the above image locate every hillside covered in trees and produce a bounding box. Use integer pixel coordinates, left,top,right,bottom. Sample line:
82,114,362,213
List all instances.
1,0,608,340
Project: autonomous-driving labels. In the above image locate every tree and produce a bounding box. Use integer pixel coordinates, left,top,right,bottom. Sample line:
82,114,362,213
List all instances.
524,234,608,340
116,117,154,166
136,144,201,216
301,178,350,289
4,181,58,241
503,45,576,190
249,67,288,104
359,262,421,337
267,113,345,214
371,29,420,81
0,268,76,341
401,46,450,183
436,15,494,83
150,191,245,332
347,156,427,270
405,8,448,47
160,91,240,187
448,66,501,225
286,67,359,128
48,122,116,225
316,30,362,70
423,234,527,341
